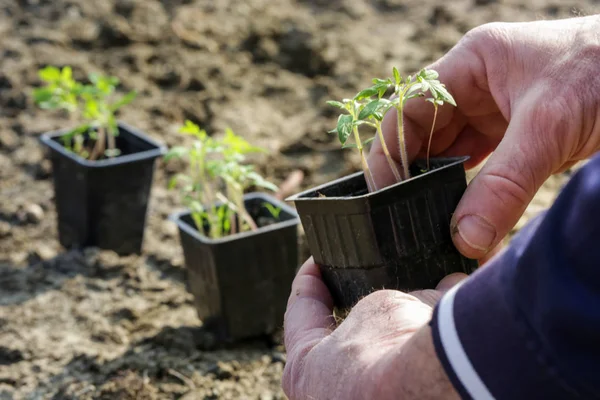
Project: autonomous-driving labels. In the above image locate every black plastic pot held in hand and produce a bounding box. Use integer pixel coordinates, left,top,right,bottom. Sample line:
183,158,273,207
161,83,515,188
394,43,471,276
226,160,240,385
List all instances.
287,156,478,309
40,121,166,255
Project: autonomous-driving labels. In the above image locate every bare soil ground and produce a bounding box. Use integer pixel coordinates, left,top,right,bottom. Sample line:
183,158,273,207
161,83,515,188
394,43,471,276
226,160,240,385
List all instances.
0,0,597,398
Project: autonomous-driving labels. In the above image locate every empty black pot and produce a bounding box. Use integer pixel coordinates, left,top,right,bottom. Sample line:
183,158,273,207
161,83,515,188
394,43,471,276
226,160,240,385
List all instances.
171,192,300,341
40,121,166,255
287,156,478,309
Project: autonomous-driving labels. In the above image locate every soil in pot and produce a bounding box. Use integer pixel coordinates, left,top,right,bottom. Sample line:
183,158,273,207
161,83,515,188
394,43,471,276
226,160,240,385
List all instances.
288,156,479,309
40,121,166,255
172,192,300,342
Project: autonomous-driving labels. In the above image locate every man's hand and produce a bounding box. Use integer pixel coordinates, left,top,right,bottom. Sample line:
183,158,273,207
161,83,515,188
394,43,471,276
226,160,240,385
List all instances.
282,258,466,400
368,15,600,260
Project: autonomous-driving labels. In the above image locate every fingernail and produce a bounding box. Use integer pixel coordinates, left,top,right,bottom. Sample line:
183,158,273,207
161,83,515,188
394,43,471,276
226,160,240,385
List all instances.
454,215,496,252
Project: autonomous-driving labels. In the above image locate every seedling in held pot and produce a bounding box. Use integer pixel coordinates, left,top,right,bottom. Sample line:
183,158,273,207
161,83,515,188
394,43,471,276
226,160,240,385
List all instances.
327,67,456,186
33,66,137,161
286,66,476,310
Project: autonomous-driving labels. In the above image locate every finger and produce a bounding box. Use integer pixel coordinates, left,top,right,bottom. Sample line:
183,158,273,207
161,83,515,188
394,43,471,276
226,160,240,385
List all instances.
435,273,469,293
284,258,334,355
450,104,555,259
431,125,495,169
403,37,501,133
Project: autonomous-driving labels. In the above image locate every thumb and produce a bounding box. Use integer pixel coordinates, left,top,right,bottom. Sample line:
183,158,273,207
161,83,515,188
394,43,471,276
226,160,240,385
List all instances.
450,105,553,259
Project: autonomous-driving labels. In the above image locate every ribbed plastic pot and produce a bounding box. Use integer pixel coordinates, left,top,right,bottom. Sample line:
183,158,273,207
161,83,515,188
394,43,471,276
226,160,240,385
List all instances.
171,192,300,342
40,121,166,255
287,156,478,309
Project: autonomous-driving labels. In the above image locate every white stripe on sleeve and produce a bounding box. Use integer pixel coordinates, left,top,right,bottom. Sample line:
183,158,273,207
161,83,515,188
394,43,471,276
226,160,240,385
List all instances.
437,282,496,400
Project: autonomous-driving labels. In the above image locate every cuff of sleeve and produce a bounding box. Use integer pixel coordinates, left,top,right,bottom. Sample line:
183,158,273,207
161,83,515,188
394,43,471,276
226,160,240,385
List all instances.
429,262,578,400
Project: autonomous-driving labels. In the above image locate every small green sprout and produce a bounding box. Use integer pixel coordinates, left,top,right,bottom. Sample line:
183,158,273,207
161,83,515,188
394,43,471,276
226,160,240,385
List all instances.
327,67,456,186
166,121,279,239
263,203,282,219
33,65,137,161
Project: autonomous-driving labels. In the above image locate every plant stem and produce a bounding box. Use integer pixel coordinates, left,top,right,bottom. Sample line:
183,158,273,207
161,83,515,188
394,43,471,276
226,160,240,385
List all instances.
89,126,106,161
376,122,402,182
427,104,439,172
396,107,410,181
352,123,377,192
107,127,116,157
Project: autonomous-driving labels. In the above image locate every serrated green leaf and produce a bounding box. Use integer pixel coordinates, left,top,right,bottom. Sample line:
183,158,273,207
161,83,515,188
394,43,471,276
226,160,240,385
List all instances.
336,114,353,145
393,67,401,84
358,99,382,120
354,87,378,101
422,69,439,80
430,81,456,106
326,100,345,109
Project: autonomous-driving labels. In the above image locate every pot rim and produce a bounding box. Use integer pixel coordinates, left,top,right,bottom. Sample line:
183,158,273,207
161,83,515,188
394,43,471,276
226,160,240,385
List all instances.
285,155,470,203
169,192,300,245
39,120,167,168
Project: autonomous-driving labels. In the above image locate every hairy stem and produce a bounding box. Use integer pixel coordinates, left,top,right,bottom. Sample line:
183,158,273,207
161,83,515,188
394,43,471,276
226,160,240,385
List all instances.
352,123,377,192
396,107,410,180
427,104,439,171
376,122,402,182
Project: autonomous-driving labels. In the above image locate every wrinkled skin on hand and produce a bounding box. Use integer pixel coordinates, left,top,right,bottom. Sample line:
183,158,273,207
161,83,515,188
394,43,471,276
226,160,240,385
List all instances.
369,15,600,260
282,259,464,400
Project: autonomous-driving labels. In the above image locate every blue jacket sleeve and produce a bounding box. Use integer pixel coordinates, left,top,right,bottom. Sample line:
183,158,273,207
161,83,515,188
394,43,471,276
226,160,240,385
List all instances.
429,152,600,400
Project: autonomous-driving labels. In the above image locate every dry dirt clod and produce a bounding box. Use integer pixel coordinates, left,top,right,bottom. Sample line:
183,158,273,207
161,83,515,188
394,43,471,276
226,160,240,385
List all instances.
31,244,57,261
0,221,12,238
19,203,45,224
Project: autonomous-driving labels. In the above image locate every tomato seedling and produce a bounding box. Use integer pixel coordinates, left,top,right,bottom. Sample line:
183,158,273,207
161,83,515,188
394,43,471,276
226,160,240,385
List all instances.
327,67,456,188
166,121,278,239
33,66,137,160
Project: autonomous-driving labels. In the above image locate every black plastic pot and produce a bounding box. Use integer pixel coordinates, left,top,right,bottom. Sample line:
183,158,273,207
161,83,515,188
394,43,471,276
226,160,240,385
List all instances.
287,156,478,309
40,121,166,255
171,192,300,342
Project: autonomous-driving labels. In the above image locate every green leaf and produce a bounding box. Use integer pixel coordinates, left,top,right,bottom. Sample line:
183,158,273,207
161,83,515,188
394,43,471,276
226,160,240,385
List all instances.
61,66,73,81
341,142,358,149
39,66,61,82
248,172,278,192
326,100,345,109
421,69,439,80
336,114,353,145
354,87,379,101
358,99,382,120
164,146,188,161
110,90,137,112
263,202,282,219
363,136,376,146
393,67,401,84
32,88,54,105
430,81,456,106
